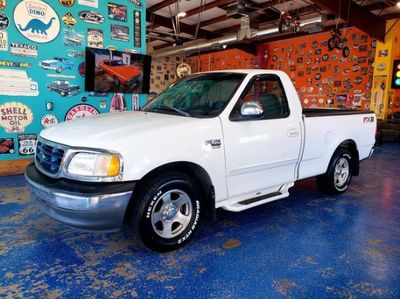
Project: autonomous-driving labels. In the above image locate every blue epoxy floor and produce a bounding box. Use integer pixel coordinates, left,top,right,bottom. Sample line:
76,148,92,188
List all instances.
1,144,400,298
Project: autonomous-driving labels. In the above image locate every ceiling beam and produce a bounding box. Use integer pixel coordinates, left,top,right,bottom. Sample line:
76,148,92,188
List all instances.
311,0,386,41
146,11,222,40
199,15,231,28
148,0,177,13
182,0,237,18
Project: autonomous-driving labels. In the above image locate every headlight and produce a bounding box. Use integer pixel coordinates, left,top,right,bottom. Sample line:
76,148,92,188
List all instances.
67,152,121,178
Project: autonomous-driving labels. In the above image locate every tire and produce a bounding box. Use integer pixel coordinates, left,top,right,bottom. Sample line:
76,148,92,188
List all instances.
327,37,336,51
342,46,350,58
316,148,353,194
294,24,300,33
114,76,120,86
132,172,202,252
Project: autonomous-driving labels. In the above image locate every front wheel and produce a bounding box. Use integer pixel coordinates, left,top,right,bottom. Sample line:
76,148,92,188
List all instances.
316,148,353,194
132,172,202,252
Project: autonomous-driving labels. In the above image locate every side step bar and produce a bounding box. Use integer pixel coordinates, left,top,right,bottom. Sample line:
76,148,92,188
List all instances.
222,191,290,212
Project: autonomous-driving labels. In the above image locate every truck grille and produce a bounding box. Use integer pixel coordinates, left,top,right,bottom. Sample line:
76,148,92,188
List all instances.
35,140,65,175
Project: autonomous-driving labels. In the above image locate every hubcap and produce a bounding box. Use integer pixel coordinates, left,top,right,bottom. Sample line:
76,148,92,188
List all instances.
151,189,193,239
334,157,350,188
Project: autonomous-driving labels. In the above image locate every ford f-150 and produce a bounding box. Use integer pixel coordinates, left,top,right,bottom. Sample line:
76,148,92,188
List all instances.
25,70,376,251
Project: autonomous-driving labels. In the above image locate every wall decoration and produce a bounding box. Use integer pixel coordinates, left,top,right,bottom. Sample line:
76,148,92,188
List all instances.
111,24,129,42
108,3,127,22
10,43,38,58
131,94,140,111
0,102,33,133
0,0,146,162
63,28,84,46
47,80,80,97
176,63,192,79
39,57,74,73
41,114,58,128
14,0,60,43
79,10,104,24
0,30,7,51
110,93,126,112
62,12,77,28
0,0,5,11
0,69,39,96
78,0,98,8
127,0,143,8
18,133,37,156
59,0,75,7
133,11,141,48
65,104,99,121
0,11,9,29
261,27,375,110
99,99,106,109
87,28,103,48
0,138,14,154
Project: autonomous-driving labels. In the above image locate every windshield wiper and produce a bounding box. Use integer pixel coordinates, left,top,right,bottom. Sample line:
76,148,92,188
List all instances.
152,105,190,117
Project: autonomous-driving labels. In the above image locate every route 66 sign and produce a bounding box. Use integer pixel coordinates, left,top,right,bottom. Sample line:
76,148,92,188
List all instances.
18,133,37,156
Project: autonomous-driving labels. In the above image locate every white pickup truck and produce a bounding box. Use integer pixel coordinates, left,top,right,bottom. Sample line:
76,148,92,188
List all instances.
25,70,376,251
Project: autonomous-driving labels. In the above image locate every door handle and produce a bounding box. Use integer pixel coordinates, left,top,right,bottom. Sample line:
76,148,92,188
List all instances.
287,129,300,137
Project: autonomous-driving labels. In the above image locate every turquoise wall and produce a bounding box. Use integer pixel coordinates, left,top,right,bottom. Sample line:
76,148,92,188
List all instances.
0,0,146,161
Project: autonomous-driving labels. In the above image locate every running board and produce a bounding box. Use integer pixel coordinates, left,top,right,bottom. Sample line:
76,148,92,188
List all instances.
222,191,290,212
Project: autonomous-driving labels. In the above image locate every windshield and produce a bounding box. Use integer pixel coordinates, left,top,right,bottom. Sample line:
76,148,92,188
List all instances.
143,72,245,118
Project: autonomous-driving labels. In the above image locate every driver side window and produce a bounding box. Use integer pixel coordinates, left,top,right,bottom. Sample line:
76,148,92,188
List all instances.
230,75,290,120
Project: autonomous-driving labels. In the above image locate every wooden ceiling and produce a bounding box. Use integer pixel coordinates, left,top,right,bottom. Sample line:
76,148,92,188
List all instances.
146,0,400,51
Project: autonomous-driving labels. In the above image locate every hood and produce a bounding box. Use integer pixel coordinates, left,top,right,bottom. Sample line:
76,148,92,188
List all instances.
40,111,202,150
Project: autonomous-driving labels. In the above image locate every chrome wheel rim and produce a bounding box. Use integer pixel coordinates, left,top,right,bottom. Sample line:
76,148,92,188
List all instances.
151,189,193,239
334,157,350,188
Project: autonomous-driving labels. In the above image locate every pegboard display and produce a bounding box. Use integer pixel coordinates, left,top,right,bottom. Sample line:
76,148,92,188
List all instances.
260,27,376,110
0,0,146,161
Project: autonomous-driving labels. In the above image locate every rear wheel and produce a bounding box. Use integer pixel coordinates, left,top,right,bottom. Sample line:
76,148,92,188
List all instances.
132,172,202,252
328,37,336,50
278,21,287,33
316,148,353,194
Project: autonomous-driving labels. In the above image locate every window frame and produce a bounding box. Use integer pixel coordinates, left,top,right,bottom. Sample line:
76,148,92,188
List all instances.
229,74,291,121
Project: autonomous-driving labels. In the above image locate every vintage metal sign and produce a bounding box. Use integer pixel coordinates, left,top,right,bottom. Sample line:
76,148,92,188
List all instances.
14,0,60,43
62,12,77,28
0,30,7,51
10,43,38,57
65,104,99,121
59,0,75,7
18,134,37,156
0,102,33,133
79,11,104,24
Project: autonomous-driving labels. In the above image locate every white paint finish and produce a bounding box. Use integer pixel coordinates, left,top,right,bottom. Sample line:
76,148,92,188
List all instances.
40,69,376,211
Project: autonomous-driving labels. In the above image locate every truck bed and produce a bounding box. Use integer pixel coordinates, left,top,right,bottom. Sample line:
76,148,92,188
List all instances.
303,108,373,117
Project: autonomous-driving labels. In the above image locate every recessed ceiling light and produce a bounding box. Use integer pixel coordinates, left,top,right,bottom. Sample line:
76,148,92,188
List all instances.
177,12,187,18
397,1,400,8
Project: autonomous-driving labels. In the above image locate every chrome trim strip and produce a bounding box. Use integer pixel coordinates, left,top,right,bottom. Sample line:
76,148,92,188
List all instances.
228,158,299,176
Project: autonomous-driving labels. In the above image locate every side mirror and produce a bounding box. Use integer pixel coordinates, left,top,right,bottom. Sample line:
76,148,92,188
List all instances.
240,101,264,118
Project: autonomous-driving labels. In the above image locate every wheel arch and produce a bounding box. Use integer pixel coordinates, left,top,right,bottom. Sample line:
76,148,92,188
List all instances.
332,139,360,176
130,161,216,220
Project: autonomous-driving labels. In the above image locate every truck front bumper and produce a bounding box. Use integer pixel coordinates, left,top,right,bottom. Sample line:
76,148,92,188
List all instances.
25,163,136,232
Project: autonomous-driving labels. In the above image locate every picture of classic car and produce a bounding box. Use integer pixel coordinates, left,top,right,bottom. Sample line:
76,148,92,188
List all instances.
63,29,84,46
0,69,39,96
39,57,74,73
47,80,80,97
98,59,142,87
88,34,103,48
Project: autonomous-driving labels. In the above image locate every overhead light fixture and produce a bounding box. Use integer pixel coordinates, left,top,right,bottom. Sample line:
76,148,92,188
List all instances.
177,11,187,18
397,1,400,8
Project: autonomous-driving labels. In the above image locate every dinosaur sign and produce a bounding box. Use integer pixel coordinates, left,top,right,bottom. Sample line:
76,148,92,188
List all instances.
14,0,60,43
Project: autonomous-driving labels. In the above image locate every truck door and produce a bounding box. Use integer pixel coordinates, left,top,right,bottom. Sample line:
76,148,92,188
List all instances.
221,74,302,199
